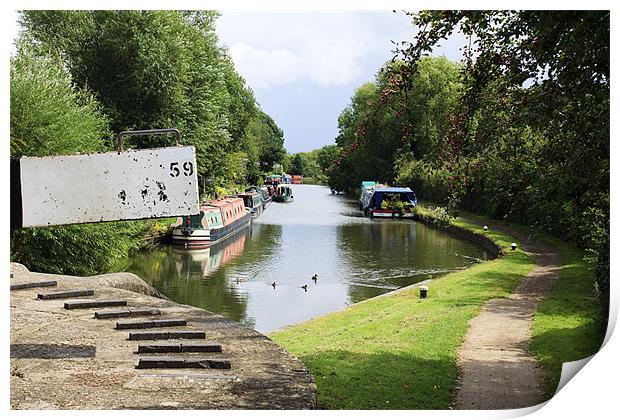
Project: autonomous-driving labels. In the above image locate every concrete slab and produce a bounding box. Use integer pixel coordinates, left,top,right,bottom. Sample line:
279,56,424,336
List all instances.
10,264,316,409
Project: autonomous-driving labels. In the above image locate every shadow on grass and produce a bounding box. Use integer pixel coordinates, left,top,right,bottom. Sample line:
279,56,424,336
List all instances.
531,315,605,397
300,349,457,409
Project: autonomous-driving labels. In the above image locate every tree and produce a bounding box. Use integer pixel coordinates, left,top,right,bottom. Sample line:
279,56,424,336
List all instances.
363,10,608,313
289,154,306,176
10,37,146,275
12,10,289,275
19,10,287,191
316,145,340,172
10,37,109,158
328,57,462,193
393,11,609,247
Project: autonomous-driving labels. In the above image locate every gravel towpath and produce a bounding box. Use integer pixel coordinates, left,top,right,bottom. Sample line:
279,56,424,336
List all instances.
453,219,561,409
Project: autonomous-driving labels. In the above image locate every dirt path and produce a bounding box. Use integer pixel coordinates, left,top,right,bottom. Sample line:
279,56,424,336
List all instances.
453,218,562,409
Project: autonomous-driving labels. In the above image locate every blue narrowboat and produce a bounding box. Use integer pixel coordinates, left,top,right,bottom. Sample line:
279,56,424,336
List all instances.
359,186,417,218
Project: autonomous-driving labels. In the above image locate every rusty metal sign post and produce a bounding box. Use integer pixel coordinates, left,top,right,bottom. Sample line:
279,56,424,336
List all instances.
11,128,200,228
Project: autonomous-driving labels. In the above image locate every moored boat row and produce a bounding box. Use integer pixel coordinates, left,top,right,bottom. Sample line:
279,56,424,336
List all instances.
172,180,293,250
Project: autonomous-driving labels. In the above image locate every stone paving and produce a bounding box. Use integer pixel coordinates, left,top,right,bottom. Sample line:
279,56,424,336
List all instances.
10,263,316,409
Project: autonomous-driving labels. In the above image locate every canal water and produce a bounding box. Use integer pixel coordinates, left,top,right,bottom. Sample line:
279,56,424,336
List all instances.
126,184,488,333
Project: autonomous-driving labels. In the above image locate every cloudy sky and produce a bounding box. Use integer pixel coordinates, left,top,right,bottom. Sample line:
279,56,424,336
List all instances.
8,10,466,154
216,11,466,153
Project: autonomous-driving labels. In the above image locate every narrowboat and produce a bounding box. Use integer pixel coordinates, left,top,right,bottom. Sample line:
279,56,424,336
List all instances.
236,191,264,218
359,186,417,218
246,185,272,209
171,197,251,249
273,184,294,203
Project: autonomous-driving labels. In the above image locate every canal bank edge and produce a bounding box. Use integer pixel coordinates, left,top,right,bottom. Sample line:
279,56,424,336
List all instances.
10,263,316,409
414,211,502,258
271,206,605,409
267,208,509,339
271,210,535,408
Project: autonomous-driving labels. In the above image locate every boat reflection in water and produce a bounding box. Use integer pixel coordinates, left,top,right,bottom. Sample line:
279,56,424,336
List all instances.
172,228,248,280
126,226,252,325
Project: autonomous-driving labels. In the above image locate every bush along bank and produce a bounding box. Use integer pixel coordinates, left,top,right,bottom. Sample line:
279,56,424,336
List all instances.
270,206,606,409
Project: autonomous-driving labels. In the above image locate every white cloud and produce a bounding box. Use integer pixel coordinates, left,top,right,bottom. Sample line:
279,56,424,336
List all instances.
304,37,365,87
217,12,407,90
229,39,364,89
229,44,305,89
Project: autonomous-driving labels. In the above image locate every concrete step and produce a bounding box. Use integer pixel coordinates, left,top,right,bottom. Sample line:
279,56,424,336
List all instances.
94,308,162,319
136,357,231,369
64,300,127,310
128,331,206,341
115,319,187,330
11,280,58,291
37,289,94,300
136,343,223,354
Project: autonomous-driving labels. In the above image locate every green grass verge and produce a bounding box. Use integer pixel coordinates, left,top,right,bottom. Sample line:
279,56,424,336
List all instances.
458,212,607,399
271,217,534,409
530,240,606,398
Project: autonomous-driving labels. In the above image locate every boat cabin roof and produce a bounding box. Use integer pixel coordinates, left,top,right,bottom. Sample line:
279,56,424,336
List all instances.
201,204,221,212
206,197,244,207
373,187,415,193
361,181,376,190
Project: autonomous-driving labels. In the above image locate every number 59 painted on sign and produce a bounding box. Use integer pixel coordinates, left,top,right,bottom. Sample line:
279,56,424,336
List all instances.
170,161,193,177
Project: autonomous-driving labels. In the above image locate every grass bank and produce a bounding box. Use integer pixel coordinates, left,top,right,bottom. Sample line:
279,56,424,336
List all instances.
529,238,606,398
457,213,606,399
271,208,606,409
271,212,534,409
